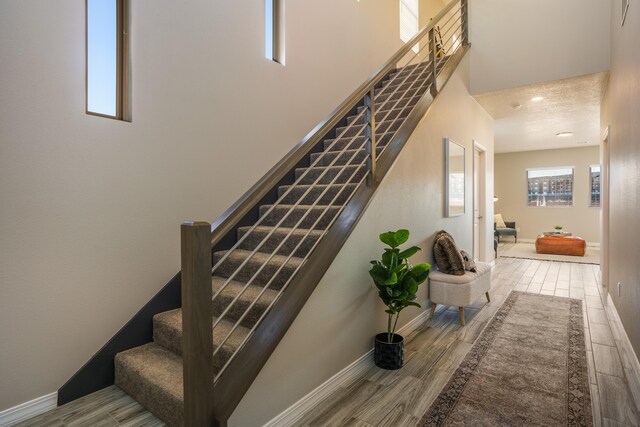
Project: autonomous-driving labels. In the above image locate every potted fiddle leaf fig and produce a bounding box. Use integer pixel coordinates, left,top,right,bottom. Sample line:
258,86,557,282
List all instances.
369,229,431,370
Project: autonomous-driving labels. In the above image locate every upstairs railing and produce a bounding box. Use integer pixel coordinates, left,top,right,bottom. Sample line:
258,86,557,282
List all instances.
181,0,468,425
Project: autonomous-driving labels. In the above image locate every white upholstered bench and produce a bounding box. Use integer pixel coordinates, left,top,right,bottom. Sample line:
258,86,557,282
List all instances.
428,261,492,326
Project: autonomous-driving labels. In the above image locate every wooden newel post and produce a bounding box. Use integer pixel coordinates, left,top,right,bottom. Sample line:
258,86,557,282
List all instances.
181,221,215,426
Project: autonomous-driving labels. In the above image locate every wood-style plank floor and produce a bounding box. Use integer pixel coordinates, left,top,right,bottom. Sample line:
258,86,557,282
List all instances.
15,249,640,426
294,246,640,427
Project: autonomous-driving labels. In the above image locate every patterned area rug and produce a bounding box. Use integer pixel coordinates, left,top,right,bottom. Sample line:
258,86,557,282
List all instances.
420,291,592,426
500,242,600,265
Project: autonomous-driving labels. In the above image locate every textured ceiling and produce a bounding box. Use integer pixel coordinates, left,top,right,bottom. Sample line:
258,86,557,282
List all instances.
473,72,608,153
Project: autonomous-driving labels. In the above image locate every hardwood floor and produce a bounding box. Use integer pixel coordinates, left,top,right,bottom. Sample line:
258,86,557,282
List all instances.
295,253,640,427
14,253,640,426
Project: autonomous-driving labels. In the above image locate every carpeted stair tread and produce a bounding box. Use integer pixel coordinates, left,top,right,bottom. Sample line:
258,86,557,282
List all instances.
323,134,393,152
360,94,423,114
115,342,183,427
113,60,437,423
213,248,304,289
258,204,341,229
277,183,358,205
238,225,323,257
295,164,367,185
309,147,383,167
211,276,279,327
334,119,400,138
381,76,429,93
374,85,420,104
153,309,250,366
346,106,411,125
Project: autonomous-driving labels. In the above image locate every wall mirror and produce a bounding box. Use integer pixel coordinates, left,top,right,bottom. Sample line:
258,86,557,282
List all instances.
445,138,465,217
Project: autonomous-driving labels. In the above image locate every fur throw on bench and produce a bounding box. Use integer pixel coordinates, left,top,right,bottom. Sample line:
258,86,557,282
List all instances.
433,230,476,275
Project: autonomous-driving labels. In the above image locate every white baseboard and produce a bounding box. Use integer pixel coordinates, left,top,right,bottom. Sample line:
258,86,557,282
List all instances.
606,294,640,409
0,392,57,426
515,238,600,247
264,311,428,427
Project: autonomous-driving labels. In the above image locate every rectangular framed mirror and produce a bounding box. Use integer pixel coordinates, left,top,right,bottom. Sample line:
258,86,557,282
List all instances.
445,138,465,217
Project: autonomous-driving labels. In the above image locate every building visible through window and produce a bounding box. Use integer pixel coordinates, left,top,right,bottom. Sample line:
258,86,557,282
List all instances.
590,165,601,207
526,168,574,207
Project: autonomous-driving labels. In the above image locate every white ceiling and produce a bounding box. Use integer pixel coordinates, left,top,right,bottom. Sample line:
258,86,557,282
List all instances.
473,72,608,154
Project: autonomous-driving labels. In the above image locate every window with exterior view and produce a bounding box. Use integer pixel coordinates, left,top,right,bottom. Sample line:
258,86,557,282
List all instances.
590,165,601,207
86,0,128,120
526,167,574,207
399,0,419,53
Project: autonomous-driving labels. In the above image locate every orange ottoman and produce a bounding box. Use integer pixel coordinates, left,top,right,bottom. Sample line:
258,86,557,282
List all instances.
535,235,586,256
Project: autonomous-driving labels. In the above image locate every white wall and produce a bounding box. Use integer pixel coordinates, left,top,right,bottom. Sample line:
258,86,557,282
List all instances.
494,147,601,243
231,53,494,426
469,0,610,94
600,1,640,357
0,0,405,411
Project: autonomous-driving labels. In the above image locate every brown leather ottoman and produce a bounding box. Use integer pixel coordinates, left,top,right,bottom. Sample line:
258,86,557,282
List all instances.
535,235,586,256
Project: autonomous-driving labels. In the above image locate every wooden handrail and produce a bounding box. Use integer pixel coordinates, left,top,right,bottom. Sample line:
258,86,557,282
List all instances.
182,1,469,423
208,0,462,249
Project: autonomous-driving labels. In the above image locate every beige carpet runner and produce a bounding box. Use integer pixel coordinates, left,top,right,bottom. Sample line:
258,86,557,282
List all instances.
421,291,593,426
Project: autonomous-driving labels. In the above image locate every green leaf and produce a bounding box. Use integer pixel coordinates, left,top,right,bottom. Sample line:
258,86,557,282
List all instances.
384,272,398,285
379,232,397,248
406,301,421,308
381,250,393,267
390,252,398,270
410,263,431,283
394,229,410,245
397,246,421,260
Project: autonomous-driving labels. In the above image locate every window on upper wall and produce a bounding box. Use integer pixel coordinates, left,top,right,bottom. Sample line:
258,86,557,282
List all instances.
86,0,129,120
526,167,574,207
590,165,601,207
399,0,419,53
265,0,285,65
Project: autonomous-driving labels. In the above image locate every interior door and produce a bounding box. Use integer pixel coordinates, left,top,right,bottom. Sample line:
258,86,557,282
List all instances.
473,149,480,260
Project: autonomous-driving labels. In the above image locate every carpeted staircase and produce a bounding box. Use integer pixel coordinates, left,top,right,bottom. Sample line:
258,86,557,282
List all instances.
114,59,444,426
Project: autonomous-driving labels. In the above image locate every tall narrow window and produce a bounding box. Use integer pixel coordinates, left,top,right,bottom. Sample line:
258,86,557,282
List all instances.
400,0,419,53
526,167,574,207
87,0,128,119
590,165,601,207
265,0,285,64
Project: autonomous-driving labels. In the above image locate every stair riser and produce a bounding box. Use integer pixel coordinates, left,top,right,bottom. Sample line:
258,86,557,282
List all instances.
238,227,321,257
152,317,235,372
278,183,357,205
213,250,302,290
115,358,184,427
295,165,367,185
259,205,340,230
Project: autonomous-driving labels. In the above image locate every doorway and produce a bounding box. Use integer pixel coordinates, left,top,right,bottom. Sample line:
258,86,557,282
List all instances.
601,126,610,297
473,141,487,261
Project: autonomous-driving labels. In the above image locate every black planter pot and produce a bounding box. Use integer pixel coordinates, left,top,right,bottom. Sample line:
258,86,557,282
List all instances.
374,333,404,370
